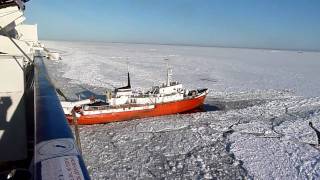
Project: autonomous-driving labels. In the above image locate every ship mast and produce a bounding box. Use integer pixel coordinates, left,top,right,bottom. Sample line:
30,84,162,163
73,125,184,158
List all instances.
165,59,172,86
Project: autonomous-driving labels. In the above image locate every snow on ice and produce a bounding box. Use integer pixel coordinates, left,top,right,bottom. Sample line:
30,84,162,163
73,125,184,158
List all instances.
43,41,320,179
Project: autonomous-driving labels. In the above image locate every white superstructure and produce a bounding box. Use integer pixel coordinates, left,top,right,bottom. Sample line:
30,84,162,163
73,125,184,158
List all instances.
106,68,186,107
0,1,49,162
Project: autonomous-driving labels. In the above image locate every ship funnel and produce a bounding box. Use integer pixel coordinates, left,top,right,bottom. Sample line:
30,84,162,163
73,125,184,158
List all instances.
127,71,131,88
127,62,131,88
116,64,132,90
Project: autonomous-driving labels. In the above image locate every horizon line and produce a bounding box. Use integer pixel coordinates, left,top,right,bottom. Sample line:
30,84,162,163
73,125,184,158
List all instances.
40,38,320,53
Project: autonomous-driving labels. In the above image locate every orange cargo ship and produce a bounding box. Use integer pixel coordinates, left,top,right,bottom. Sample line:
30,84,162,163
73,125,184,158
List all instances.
61,66,208,125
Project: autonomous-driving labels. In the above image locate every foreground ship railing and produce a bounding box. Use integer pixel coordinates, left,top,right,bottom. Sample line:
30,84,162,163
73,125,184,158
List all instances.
1,0,90,179
33,55,90,180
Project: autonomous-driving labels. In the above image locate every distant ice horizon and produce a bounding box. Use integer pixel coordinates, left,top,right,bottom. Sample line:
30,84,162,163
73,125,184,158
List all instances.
40,39,320,53
43,40,320,98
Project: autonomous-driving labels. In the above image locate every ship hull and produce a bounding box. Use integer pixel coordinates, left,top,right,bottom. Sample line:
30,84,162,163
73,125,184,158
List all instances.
67,93,207,125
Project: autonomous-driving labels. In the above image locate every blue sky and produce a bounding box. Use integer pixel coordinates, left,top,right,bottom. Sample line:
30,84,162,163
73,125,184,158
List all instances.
25,0,320,51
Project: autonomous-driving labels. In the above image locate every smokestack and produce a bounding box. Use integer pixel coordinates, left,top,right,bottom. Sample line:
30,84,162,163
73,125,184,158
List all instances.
127,72,131,88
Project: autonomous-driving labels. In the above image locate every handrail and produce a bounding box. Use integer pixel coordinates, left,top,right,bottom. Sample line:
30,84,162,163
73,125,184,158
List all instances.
32,55,90,180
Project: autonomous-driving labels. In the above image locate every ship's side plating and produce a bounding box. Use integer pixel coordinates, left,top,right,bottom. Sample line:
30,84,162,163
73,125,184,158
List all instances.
70,92,207,125
0,1,90,179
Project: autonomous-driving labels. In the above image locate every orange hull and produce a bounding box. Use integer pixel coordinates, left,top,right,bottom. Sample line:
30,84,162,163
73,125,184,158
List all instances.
67,94,206,125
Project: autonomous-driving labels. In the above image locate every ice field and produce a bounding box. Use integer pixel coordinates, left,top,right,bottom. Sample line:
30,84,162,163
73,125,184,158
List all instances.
44,41,320,179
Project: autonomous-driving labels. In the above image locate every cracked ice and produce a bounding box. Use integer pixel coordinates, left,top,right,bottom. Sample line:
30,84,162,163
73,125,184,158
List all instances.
44,41,320,179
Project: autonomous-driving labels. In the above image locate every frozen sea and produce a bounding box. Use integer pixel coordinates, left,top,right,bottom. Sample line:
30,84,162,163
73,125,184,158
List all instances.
43,41,320,179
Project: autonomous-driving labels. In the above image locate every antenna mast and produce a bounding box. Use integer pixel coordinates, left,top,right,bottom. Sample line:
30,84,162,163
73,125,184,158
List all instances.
165,58,172,86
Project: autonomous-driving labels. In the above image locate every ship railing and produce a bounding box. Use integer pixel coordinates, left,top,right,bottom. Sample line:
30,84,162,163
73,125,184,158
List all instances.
32,55,90,180
86,103,150,111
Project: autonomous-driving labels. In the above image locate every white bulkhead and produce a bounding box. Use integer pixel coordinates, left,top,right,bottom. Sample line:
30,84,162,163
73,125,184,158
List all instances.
108,89,132,106
159,83,183,94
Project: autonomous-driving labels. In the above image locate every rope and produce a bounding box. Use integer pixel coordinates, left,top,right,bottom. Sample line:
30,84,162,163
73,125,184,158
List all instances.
72,108,82,154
